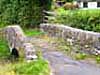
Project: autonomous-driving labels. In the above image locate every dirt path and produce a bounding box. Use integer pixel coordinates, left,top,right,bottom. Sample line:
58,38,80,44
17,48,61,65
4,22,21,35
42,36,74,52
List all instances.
27,37,100,75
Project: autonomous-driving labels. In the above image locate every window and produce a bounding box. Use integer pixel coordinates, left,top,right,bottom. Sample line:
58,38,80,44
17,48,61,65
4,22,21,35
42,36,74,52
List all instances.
97,2,100,7
83,2,88,8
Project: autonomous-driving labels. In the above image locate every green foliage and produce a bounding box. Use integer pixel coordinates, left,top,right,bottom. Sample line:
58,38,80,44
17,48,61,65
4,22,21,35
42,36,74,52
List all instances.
0,36,10,59
96,56,100,63
0,58,50,75
39,0,52,10
75,53,87,60
24,28,44,36
0,0,52,27
52,9,100,32
14,59,50,75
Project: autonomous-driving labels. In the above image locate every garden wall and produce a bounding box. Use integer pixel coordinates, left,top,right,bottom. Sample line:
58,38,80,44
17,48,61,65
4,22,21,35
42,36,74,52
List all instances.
40,23,100,55
4,25,37,60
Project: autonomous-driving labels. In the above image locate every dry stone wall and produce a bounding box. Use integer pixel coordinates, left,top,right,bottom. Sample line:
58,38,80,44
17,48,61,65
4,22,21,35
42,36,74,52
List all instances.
40,23,100,55
4,25,37,60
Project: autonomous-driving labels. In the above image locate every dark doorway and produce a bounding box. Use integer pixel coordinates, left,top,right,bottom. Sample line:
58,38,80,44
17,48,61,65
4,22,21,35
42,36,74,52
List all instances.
83,2,88,8
97,2,100,7
11,47,19,58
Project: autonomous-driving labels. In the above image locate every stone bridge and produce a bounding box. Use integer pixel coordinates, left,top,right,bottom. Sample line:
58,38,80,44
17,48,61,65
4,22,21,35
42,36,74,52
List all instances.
40,23,100,55
2,25,37,60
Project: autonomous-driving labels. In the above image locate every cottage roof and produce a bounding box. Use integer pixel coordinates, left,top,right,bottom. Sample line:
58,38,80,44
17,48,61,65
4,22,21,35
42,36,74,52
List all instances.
77,0,100,2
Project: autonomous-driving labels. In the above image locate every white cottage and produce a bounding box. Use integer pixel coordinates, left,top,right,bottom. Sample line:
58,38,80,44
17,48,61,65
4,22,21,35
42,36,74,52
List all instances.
77,0,100,9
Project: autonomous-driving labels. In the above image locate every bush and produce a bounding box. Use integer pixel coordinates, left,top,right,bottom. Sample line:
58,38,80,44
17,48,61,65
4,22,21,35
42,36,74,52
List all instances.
51,9,100,32
39,0,52,10
0,0,52,28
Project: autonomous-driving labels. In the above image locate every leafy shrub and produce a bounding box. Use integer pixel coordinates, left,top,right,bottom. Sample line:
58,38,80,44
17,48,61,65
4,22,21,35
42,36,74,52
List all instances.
51,9,100,32
0,0,52,28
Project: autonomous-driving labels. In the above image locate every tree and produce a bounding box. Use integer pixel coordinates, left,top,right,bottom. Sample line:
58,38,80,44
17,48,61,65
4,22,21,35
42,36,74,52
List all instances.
0,0,52,27
39,0,52,10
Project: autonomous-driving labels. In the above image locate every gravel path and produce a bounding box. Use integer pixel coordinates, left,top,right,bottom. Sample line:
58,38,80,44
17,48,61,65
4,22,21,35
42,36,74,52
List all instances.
27,37,100,75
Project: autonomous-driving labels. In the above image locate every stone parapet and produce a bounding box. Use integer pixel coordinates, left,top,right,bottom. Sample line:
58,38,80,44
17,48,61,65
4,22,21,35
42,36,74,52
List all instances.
4,25,37,60
40,23,100,55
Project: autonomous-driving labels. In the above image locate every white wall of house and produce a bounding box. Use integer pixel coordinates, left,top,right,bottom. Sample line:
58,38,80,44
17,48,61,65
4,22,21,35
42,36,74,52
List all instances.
88,2,97,8
79,2,100,9
79,2,83,8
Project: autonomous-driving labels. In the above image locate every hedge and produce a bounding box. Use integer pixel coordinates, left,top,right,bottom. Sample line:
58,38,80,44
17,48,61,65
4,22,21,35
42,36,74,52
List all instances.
51,9,100,32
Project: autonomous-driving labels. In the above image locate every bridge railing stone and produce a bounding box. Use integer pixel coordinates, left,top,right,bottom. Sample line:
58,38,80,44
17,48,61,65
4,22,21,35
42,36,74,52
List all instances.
4,25,37,60
40,23,100,55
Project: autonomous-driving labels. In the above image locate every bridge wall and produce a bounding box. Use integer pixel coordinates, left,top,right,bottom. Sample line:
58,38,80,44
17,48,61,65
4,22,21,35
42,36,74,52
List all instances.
40,23,100,55
4,25,37,60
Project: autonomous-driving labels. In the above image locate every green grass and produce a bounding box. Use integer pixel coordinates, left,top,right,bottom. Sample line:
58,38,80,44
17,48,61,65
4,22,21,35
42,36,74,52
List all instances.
0,58,50,75
96,56,100,63
0,37,10,60
24,28,44,36
75,53,87,60
14,59,50,75
55,7,70,15
55,8,100,16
